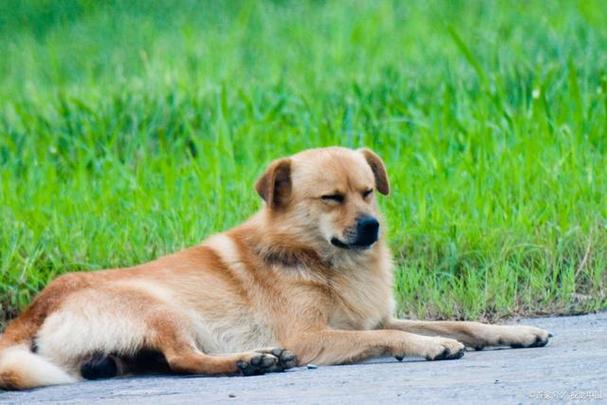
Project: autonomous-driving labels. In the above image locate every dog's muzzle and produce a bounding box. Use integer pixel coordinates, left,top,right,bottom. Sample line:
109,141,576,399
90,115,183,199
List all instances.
331,215,380,249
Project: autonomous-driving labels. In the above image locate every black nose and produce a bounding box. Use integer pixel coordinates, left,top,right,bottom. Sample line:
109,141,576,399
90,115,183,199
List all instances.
354,216,379,247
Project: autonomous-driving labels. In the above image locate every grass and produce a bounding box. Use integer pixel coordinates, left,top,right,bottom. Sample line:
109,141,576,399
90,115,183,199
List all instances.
1,0,606,326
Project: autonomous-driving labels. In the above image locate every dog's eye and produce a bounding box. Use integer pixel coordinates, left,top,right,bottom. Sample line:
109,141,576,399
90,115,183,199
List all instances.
321,194,345,203
362,189,373,199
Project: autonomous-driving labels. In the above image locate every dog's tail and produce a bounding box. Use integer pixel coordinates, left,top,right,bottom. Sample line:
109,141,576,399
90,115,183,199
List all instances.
0,340,76,390
0,301,77,389
0,273,92,390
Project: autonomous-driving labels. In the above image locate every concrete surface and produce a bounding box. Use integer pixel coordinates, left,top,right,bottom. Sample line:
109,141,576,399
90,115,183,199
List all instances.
1,312,605,404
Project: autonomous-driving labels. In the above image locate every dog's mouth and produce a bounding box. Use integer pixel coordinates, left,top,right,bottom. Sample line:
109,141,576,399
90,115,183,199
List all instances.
330,237,375,250
330,237,350,249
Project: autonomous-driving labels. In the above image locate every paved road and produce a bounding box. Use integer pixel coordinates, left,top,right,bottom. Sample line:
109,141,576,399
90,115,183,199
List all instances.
1,312,605,404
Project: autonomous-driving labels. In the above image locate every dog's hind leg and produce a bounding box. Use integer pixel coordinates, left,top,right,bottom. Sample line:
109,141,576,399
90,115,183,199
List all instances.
36,284,294,379
145,311,294,376
34,285,167,378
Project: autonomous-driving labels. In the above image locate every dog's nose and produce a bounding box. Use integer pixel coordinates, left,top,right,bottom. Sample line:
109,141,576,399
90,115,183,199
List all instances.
354,216,379,246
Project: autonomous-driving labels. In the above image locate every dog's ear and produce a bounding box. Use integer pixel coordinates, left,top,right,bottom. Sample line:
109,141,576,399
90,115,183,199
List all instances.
255,158,292,209
358,148,389,195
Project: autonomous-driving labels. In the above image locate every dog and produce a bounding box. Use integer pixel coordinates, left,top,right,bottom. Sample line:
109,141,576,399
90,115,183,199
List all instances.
0,146,550,390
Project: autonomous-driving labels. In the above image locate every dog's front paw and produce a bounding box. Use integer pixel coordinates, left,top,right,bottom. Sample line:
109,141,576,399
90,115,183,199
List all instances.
505,325,551,349
472,325,552,350
395,336,465,361
423,337,466,360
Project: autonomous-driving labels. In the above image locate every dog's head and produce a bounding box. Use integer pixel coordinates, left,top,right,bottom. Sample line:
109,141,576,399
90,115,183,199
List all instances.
255,147,389,251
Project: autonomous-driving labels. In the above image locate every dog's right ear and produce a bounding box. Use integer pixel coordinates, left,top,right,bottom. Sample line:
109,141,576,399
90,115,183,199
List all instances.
255,158,292,210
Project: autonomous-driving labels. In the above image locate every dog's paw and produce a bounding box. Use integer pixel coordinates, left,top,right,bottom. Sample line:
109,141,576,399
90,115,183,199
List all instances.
505,325,551,349
236,348,297,376
236,352,278,376
396,336,465,361
423,337,465,360
255,347,298,370
471,325,552,350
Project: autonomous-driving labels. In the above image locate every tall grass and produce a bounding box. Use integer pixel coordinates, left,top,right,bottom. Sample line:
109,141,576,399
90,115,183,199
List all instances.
1,0,606,324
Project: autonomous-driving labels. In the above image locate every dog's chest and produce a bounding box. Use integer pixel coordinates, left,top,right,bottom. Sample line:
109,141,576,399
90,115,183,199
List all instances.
189,309,276,354
327,267,394,330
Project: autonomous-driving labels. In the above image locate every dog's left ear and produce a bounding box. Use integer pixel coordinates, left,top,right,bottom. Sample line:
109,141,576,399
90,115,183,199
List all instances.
358,148,390,195
255,158,292,209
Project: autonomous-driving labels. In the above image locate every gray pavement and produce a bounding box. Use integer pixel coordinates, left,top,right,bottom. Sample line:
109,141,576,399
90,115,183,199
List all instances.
1,312,605,404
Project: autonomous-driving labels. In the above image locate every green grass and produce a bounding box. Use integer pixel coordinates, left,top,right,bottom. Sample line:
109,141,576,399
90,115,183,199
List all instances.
1,0,606,326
